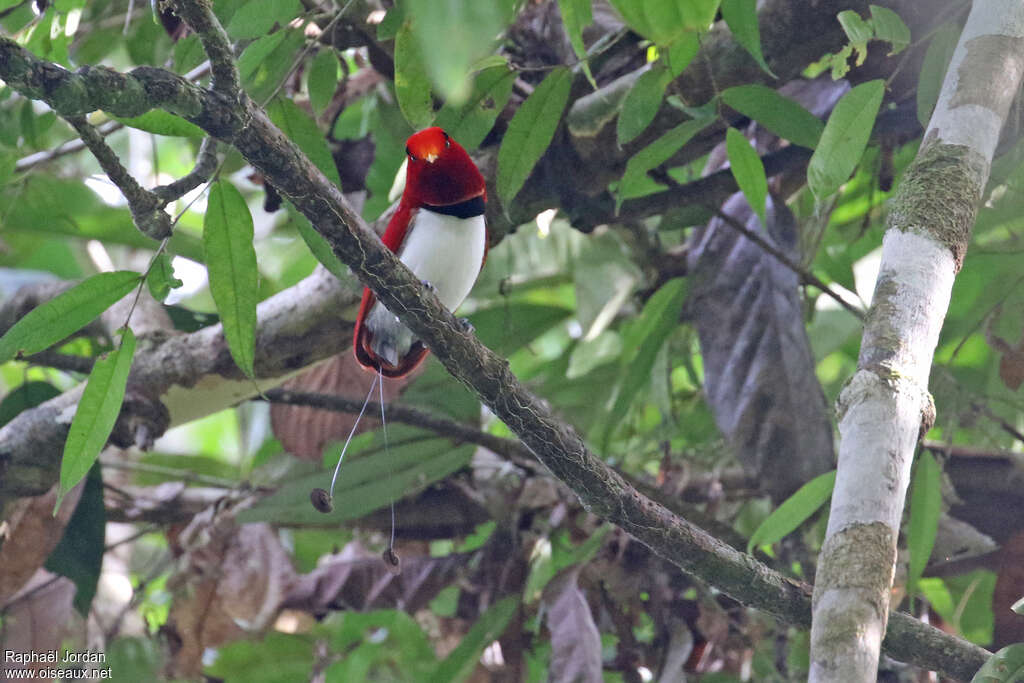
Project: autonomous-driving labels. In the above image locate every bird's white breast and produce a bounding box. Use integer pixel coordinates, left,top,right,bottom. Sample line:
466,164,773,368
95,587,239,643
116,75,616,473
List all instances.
397,207,486,311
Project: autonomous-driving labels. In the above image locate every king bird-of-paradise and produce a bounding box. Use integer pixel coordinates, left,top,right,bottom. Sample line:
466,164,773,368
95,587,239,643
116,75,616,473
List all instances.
311,128,487,546
353,126,487,378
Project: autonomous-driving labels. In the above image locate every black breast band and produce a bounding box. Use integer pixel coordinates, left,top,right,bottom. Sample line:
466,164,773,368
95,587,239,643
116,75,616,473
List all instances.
425,195,486,219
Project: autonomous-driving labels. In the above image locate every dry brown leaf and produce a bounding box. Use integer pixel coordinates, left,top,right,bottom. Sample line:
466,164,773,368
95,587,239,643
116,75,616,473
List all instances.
0,571,79,677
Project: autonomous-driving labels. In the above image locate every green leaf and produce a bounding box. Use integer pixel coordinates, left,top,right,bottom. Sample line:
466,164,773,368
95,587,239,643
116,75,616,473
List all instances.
617,67,671,145
267,97,342,186
206,632,313,682
972,644,1024,683
721,0,775,77
226,0,301,39
0,381,61,427
433,65,516,152
916,22,959,127
146,252,183,302
394,21,435,130
46,464,105,614
237,28,306,103
726,127,767,226
601,278,688,449
617,115,715,203
238,430,474,525
204,181,258,377
807,79,884,200
721,84,823,149
907,450,941,594
557,0,596,87
0,271,141,365
611,0,719,46
57,328,136,511
665,32,700,76
497,66,572,207
376,2,405,40
111,111,204,138
837,9,872,65
567,331,623,379
291,208,348,281
407,0,515,104
307,49,340,118
431,596,518,683
870,5,910,56
746,470,836,553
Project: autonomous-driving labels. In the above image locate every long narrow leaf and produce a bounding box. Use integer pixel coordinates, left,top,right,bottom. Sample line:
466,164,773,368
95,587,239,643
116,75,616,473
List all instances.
747,470,836,553
726,127,767,226
431,596,518,683
497,67,572,207
907,450,942,594
0,270,141,365
808,80,885,199
57,328,136,511
204,181,258,377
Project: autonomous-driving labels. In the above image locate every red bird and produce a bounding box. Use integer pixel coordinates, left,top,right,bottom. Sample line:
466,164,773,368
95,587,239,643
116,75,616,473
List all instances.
353,127,487,378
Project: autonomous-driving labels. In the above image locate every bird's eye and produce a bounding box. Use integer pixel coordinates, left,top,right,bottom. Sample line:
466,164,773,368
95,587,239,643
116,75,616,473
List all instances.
406,146,416,162
442,130,451,148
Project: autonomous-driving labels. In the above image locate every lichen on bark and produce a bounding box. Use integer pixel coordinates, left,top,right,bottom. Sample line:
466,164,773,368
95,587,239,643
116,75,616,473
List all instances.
886,135,985,270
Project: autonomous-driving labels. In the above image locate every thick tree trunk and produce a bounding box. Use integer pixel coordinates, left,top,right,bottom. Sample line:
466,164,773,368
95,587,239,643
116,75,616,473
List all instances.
809,2,1024,679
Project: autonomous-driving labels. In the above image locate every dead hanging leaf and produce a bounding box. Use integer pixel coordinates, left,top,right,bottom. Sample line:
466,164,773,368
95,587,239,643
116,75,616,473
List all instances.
282,540,471,616
165,514,296,677
994,530,1024,647
984,309,1024,391
0,571,79,678
271,354,411,460
0,482,83,605
542,566,603,683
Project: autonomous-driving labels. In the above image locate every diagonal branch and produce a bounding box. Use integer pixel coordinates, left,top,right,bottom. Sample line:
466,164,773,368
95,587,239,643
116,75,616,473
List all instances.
0,28,991,682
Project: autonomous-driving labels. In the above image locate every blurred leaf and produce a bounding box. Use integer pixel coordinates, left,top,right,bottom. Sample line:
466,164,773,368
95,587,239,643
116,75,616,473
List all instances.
237,28,305,103
498,66,572,207
574,231,639,340
0,270,140,365
601,278,687,449
609,0,718,46
238,430,474,525
666,32,700,77
376,2,405,40
567,330,622,379
0,381,61,427
808,80,884,200
908,450,942,595
557,0,596,87
617,67,671,145
973,644,1024,683
307,49,340,117
267,97,342,186
46,463,105,615
113,110,204,138
292,209,348,281
407,0,515,103
146,252,183,302
204,180,258,377
917,22,959,127
720,84,823,149
618,114,714,204
433,65,516,151
431,596,518,683
106,637,163,683
469,303,573,357
726,127,767,226
206,632,313,683
721,0,774,77
226,0,302,39
747,470,836,553
57,328,136,511
394,21,435,130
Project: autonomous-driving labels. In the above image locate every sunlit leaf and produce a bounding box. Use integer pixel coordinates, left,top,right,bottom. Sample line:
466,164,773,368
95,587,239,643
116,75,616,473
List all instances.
204,181,258,377
746,470,836,553
0,270,141,365
146,252,182,302
497,66,572,207
808,79,884,199
267,97,342,186
237,28,305,103
57,327,136,511
226,0,301,39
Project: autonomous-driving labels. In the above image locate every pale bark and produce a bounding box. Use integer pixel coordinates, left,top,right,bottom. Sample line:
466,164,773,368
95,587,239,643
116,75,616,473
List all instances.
810,2,1024,680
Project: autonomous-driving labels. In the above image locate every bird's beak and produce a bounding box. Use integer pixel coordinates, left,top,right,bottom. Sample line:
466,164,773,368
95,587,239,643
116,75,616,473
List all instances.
424,152,438,163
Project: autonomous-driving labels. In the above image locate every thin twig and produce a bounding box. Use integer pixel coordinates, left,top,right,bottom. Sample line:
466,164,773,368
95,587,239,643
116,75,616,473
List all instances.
152,137,220,201
170,0,240,97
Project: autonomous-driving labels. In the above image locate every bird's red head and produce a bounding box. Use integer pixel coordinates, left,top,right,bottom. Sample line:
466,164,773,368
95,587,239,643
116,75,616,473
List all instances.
403,127,486,208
